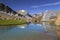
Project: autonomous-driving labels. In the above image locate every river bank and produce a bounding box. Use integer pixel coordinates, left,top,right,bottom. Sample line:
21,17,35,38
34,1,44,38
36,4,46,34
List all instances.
0,20,27,26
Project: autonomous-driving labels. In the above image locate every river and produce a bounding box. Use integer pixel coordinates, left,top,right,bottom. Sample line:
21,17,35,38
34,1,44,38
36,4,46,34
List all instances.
0,22,58,40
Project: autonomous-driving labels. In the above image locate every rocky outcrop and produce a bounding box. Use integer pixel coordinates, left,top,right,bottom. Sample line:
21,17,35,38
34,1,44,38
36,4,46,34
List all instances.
55,13,60,25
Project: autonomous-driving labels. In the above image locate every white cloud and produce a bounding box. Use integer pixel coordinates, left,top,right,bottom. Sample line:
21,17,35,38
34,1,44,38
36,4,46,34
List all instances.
31,2,60,8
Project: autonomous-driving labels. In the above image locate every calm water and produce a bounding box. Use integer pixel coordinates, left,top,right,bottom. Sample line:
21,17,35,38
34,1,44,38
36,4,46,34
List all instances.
0,23,57,40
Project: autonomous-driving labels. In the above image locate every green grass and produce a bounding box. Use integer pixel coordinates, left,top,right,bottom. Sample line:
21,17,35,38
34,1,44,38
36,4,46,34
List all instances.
0,20,27,26
40,20,50,22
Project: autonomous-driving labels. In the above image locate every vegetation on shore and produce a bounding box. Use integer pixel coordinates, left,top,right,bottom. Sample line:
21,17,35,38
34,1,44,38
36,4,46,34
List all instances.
0,20,27,26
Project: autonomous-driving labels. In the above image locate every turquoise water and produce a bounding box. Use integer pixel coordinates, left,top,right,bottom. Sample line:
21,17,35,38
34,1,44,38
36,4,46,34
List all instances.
0,23,57,40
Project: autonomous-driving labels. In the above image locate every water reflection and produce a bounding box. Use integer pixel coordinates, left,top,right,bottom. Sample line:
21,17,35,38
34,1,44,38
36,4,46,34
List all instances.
0,23,57,40
42,22,57,36
17,25,27,29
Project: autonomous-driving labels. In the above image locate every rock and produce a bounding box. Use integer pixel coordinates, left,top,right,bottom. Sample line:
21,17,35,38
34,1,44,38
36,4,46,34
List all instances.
55,13,60,25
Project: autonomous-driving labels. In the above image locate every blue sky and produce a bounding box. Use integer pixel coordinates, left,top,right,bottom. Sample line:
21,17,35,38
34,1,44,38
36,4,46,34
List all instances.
0,0,60,14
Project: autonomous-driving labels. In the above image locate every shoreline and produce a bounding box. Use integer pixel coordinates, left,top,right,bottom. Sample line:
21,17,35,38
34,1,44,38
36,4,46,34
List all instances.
0,20,27,26
0,23,27,26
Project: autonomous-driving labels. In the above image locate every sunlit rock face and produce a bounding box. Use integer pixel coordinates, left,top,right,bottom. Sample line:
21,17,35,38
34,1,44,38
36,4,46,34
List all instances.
55,13,60,25
42,10,58,21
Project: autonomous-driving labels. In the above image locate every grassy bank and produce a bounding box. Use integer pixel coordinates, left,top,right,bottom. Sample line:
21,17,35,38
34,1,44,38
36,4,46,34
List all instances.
0,20,27,26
